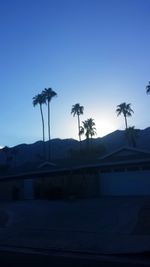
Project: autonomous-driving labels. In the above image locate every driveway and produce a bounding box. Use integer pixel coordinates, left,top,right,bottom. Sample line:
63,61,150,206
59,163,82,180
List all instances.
0,197,150,254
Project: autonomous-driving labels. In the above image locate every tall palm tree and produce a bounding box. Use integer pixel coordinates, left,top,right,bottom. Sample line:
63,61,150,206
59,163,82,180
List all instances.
71,103,84,145
80,118,96,149
32,93,46,156
125,126,139,148
42,88,57,160
146,81,150,94
116,102,134,130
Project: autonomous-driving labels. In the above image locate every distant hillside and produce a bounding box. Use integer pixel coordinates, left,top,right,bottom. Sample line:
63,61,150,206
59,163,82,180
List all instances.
0,128,150,166
102,127,150,151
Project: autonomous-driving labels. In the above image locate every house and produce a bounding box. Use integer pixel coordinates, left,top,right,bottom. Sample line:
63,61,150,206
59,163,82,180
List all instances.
98,146,150,196
0,160,99,201
0,146,150,201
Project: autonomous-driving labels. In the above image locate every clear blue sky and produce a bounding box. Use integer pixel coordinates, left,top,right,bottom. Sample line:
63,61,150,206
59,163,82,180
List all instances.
0,0,150,147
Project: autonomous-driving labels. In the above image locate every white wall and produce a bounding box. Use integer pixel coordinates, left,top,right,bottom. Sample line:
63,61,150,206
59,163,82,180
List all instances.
100,170,150,196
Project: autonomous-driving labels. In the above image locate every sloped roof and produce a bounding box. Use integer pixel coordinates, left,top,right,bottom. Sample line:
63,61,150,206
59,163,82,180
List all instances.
0,157,97,180
98,146,150,163
1,146,150,181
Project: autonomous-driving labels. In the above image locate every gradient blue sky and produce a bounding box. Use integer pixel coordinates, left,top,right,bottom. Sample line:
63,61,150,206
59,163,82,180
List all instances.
0,0,150,147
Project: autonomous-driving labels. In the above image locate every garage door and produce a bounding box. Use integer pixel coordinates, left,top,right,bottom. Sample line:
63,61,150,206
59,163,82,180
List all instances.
100,170,150,196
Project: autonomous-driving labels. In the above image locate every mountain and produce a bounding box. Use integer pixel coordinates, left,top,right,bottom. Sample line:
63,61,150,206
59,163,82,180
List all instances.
0,128,150,166
101,127,150,151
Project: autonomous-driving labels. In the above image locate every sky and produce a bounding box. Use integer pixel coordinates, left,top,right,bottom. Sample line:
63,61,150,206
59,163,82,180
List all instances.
0,0,150,147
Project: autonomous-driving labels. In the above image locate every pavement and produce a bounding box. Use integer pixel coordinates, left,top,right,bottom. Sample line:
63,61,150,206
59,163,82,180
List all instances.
0,197,150,254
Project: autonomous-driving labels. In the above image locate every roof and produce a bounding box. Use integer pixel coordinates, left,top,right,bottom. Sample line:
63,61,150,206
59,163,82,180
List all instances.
1,146,150,180
98,146,150,163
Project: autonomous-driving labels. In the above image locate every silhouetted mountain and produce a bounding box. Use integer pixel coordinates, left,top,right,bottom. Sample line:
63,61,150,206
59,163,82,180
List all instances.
0,128,150,166
102,127,150,151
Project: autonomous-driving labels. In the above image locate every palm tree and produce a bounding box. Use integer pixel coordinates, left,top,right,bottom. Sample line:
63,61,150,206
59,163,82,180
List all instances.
42,88,57,161
80,118,96,149
116,102,134,130
146,81,150,94
32,93,46,156
71,103,84,146
125,126,139,147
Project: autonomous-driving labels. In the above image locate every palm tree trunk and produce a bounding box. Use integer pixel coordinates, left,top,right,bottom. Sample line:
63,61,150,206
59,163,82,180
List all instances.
86,137,90,151
77,114,81,150
48,101,50,141
125,129,130,146
40,104,45,142
124,115,128,130
48,101,51,161
40,104,45,159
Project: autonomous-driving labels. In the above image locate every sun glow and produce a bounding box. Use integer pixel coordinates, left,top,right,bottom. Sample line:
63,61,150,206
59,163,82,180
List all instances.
95,118,117,137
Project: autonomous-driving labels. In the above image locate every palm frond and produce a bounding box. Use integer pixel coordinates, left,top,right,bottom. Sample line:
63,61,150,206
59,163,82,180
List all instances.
32,93,46,106
116,102,134,117
81,118,96,139
71,103,84,116
146,81,150,94
42,88,57,102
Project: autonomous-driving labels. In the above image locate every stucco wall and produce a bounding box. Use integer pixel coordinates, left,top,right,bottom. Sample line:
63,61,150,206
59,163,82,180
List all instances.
100,170,150,196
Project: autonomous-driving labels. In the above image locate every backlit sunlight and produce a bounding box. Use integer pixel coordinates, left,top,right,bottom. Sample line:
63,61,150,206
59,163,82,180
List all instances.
95,118,118,137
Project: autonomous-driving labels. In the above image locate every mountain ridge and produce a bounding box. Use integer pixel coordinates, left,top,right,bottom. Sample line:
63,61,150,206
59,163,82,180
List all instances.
0,127,150,166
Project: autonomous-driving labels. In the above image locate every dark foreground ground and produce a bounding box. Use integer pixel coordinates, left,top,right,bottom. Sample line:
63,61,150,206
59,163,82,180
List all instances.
0,249,150,267
0,197,150,265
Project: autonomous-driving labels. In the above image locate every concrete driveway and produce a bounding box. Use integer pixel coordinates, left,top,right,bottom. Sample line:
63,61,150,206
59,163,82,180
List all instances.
0,197,150,254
